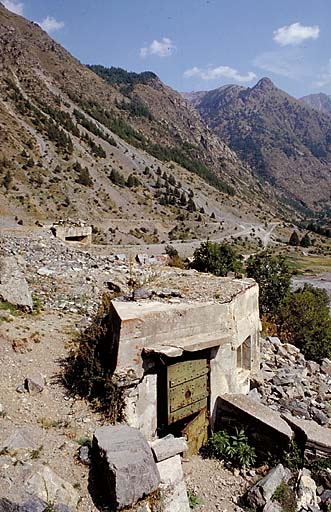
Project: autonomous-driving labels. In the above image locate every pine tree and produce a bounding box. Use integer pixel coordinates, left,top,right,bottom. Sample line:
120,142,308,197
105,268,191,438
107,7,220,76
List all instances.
300,233,311,248
289,231,300,246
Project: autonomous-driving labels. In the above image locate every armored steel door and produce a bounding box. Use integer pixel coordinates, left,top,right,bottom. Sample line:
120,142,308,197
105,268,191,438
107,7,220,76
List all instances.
166,358,209,453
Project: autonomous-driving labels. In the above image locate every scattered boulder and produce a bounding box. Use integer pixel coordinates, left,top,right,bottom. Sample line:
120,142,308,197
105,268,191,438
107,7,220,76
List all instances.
78,445,91,465
2,427,43,451
0,256,33,312
93,425,160,510
24,373,45,394
296,468,318,510
133,288,153,300
0,497,72,512
24,464,79,509
247,464,290,509
321,359,331,376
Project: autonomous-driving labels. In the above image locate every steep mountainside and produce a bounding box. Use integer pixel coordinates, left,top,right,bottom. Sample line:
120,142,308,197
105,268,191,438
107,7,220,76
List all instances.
186,78,331,214
0,4,283,245
300,93,331,114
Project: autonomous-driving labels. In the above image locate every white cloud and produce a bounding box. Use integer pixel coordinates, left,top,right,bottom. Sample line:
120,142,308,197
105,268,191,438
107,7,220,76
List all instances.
140,37,176,58
253,49,306,79
2,0,24,15
273,22,319,46
38,16,64,34
183,65,256,83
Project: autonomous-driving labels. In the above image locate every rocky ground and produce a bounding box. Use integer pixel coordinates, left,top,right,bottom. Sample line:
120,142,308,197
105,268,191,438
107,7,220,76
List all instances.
183,456,251,512
0,227,254,511
256,337,331,425
1,226,331,511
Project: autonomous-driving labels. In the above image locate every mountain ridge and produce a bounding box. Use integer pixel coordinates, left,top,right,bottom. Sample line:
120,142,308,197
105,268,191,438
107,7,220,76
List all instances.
184,78,331,215
0,3,284,248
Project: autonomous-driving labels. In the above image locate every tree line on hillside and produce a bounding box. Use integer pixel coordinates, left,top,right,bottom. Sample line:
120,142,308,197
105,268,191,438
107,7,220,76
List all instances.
288,230,311,247
189,241,331,362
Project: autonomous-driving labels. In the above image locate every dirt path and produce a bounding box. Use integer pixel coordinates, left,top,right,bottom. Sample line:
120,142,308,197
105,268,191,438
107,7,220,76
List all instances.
183,456,250,512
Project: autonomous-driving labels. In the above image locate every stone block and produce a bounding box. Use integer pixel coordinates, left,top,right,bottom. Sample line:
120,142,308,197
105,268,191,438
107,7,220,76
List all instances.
217,394,294,455
247,464,290,508
157,455,190,512
0,257,33,311
150,435,188,462
93,425,160,510
282,413,331,457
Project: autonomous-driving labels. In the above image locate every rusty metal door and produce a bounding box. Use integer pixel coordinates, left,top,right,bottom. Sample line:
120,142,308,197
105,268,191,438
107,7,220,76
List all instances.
167,359,209,424
182,407,209,456
166,359,209,454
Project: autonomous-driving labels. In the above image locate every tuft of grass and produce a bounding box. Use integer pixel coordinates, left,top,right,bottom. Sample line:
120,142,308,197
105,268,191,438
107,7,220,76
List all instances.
271,481,296,512
37,417,68,429
187,490,203,509
75,436,92,447
32,294,44,315
30,445,43,460
0,301,18,316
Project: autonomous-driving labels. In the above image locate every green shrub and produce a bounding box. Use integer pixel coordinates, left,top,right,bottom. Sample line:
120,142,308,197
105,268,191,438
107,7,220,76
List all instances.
279,284,331,361
271,481,296,512
246,252,291,316
203,428,256,468
191,241,243,277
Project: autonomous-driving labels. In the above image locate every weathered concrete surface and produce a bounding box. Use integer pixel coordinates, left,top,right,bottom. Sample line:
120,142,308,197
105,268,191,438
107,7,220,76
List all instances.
52,224,92,244
217,395,294,454
109,278,260,437
112,301,234,377
157,454,190,512
282,413,331,457
247,464,290,508
125,374,158,440
150,435,188,462
93,425,160,509
0,256,33,311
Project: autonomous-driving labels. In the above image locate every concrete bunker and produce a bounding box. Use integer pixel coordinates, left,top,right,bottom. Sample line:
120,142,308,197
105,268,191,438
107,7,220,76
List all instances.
106,276,260,454
51,221,92,245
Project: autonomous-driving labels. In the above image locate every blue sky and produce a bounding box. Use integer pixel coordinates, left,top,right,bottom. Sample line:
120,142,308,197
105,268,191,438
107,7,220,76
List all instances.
4,0,331,97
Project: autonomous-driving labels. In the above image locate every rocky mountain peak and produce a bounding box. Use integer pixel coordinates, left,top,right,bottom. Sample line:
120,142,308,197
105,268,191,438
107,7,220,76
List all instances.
252,77,276,92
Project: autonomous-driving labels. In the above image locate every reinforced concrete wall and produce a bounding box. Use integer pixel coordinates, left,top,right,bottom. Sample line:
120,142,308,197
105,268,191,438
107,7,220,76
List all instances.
52,225,92,245
108,278,260,439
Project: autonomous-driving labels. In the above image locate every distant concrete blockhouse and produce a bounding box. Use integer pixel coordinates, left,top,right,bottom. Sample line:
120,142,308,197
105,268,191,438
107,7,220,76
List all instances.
52,223,92,245
107,277,260,453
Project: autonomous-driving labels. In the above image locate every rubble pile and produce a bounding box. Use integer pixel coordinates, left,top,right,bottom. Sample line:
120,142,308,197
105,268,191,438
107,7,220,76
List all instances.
251,337,331,427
